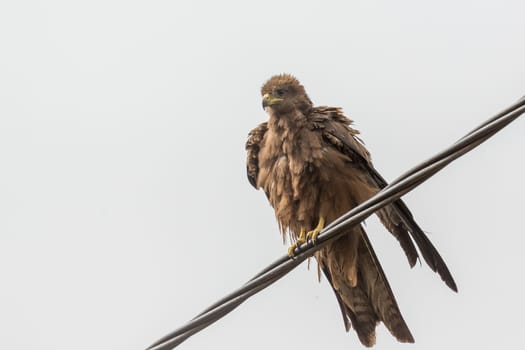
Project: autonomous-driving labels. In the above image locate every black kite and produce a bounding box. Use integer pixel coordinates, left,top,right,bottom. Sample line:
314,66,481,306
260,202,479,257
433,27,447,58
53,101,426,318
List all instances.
246,74,456,346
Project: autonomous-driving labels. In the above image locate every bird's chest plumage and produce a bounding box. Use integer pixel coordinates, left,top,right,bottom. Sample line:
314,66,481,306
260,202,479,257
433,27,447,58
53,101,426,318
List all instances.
256,123,329,235
259,127,319,192
255,115,369,240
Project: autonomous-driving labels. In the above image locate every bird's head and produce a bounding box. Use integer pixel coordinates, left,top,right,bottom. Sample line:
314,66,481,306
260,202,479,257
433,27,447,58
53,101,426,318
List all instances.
261,74,313,115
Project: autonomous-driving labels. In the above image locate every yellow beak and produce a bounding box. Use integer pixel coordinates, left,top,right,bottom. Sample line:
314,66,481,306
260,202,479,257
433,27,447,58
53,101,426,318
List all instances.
262,93,284,109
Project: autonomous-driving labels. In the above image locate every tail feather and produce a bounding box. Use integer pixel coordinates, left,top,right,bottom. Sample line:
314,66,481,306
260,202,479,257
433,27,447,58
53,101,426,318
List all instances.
320,226,414,346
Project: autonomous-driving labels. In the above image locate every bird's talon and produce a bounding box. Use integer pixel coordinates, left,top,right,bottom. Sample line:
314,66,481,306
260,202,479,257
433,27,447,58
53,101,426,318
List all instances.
306,229,320,243
287,228,307,257
287,244,298,257
287,239,306,257
306,217,325,244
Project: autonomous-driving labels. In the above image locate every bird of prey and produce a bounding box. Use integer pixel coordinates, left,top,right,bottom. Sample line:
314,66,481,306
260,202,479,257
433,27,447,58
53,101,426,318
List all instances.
246,74,456,346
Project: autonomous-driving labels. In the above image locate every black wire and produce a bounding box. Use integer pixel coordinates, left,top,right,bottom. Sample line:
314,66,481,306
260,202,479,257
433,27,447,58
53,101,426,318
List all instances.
146,98,525,350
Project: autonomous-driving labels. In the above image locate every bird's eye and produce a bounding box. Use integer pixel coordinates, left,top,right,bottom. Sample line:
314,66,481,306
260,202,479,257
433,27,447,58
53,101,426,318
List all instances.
276,88,287,96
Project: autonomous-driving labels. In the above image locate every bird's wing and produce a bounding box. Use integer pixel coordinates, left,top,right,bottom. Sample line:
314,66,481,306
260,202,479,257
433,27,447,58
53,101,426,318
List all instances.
245,122,268,189
311,106,457,292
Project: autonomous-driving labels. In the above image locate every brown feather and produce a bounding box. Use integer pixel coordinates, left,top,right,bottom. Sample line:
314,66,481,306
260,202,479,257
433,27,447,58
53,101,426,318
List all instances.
317,108,457,291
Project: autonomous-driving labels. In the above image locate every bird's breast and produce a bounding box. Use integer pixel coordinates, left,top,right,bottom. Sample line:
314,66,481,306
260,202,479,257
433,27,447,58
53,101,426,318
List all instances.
258,127,327,199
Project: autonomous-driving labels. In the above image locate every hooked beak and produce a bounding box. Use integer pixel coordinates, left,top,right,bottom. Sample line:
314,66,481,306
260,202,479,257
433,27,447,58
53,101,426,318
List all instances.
262,93,283,110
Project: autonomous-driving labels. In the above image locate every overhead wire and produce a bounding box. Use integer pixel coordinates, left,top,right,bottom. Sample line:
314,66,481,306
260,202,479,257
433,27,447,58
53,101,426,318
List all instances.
146,96,525,350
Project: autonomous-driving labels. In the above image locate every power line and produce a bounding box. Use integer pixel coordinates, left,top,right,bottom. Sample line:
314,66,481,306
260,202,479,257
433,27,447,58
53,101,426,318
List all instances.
146,96,525,350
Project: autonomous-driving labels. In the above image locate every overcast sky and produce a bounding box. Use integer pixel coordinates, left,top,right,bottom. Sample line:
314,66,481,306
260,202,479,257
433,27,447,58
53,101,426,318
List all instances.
1,1,524,349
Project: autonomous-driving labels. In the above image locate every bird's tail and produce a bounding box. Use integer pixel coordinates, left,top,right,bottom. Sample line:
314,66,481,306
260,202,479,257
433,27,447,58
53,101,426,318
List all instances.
318,225,414,347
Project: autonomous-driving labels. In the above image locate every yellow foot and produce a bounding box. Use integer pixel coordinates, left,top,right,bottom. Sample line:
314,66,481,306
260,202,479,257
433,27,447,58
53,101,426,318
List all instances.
288,228,306,257
306,217,325,243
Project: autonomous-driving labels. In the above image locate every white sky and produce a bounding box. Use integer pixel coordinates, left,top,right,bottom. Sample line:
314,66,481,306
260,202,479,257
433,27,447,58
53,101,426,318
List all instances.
1,1,524,349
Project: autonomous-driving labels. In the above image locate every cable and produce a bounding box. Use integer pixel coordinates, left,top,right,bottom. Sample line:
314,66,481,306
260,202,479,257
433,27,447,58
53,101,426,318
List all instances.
146,97,525,350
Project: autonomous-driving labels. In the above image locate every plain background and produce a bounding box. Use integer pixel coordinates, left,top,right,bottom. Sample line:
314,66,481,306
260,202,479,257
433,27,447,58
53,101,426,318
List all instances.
1,1,524,349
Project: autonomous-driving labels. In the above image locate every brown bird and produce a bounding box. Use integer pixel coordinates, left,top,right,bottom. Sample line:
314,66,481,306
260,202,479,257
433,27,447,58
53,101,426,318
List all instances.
246,74,457,346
